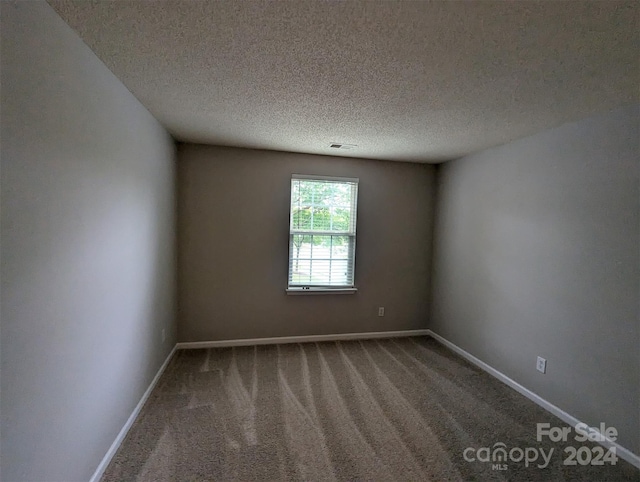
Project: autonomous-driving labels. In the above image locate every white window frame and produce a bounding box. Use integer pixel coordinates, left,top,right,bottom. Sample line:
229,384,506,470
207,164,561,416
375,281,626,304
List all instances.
286,174,359,295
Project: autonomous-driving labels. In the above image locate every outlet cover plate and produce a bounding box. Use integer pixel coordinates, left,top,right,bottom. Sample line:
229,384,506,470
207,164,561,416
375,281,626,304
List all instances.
536,356,547,373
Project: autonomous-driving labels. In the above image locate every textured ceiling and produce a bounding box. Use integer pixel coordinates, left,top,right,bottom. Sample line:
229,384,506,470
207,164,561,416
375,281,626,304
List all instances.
49,0,638,163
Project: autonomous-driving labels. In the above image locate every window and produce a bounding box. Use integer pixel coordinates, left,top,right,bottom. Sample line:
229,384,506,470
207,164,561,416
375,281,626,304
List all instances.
288,175,359,292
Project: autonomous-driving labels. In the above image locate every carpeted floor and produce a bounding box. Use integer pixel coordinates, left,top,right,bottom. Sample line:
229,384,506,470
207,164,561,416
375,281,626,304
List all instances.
102,337,638,481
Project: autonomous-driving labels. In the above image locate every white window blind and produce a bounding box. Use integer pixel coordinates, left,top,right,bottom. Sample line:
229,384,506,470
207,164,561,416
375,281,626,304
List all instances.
288,175,359,289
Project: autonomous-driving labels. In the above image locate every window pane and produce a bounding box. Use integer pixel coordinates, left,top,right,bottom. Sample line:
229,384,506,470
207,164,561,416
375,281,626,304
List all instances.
330,260,349,285
289,237,311,282
330,236,350,258
311,206,331,231
290,179,356,233
311,260,331,284
291,180,300,205
291,234,311,259
291,207,311,230
289,234,354,286
300,181,313,204
331,207,351,231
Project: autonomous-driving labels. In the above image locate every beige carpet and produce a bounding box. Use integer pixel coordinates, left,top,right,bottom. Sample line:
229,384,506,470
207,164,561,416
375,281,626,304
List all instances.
102,337,638,481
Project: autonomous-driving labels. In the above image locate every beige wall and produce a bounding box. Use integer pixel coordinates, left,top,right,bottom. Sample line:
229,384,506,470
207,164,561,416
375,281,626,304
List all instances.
178,145,435,341
1,2,177,480
431,105,639,454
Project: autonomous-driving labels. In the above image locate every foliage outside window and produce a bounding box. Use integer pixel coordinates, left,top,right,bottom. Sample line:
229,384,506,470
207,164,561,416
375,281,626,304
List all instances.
288,175,358,289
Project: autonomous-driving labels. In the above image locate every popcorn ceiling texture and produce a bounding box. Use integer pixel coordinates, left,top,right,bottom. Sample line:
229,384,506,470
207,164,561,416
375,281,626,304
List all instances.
49,0,638,163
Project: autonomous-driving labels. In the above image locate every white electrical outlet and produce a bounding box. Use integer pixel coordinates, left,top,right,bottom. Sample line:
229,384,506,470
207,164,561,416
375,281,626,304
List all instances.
162,329,166,342
536,356,547,374
378,307,385,317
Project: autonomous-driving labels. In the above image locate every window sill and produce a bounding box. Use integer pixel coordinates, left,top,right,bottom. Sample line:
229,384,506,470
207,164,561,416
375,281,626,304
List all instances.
286,288,358,295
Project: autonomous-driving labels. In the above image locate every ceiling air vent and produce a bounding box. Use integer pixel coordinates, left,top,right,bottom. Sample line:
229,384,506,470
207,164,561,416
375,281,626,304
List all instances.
329,143,357,150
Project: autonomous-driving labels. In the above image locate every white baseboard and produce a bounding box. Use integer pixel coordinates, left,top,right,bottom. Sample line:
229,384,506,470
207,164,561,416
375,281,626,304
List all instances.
426,330,640,469
89,345,177,482
176,329,431,350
